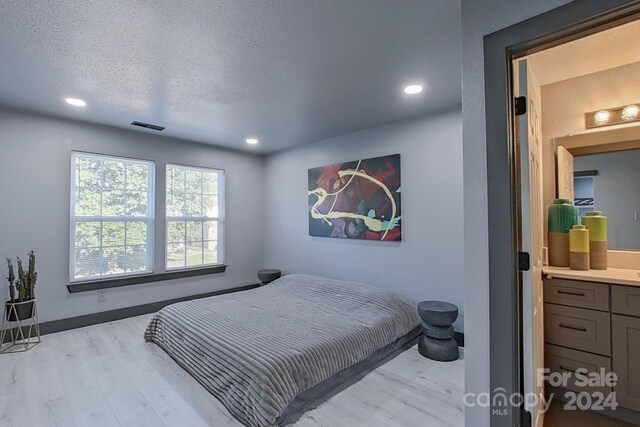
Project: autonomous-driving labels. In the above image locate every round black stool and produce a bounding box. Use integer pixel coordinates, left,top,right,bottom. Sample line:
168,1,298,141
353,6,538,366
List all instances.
258,269,281,286
417,301,459,362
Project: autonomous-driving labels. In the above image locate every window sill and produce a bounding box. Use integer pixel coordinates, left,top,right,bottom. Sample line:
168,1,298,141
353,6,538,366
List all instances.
67,265,228,293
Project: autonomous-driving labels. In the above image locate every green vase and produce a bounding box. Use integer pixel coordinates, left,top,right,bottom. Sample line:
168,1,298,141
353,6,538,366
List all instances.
548,199,578,267
548,199,578,233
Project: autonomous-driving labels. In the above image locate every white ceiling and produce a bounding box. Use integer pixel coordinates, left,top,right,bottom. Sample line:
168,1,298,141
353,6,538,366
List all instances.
528,19,640,86
0,0,462,153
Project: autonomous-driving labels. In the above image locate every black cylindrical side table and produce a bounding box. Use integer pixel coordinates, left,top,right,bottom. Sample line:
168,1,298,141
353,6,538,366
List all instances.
417,301,459,362
258,269,281,286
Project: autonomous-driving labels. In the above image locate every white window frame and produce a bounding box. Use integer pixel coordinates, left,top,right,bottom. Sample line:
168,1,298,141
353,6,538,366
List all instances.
165,164,225,271
70,152,156,283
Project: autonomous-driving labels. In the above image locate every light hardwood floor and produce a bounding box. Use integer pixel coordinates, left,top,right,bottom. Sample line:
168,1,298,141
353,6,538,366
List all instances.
0,314,465,427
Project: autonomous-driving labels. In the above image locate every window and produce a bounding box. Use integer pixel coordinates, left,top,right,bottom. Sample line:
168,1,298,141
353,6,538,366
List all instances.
166,164,224,270
70,153,155,281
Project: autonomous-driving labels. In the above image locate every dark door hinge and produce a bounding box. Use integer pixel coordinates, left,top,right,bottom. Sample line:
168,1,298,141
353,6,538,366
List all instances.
519,251,530,271
515,96,527,116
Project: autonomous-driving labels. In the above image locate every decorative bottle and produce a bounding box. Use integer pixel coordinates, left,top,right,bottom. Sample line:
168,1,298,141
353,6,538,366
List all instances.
569,225,590,271
548,199,578,267
582,211,608,270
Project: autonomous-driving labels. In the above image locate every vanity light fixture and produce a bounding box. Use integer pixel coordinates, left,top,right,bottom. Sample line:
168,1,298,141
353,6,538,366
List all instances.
586,103,640,129
593,110,610,126
621,104,639,121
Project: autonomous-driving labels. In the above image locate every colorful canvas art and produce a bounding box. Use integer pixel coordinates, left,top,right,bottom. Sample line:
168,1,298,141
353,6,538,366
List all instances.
308,154,401,241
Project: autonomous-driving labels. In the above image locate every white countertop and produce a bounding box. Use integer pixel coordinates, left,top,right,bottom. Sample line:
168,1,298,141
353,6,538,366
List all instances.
542,266,640,287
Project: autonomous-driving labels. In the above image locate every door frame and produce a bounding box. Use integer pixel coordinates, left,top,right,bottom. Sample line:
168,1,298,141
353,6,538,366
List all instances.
483,1,640,426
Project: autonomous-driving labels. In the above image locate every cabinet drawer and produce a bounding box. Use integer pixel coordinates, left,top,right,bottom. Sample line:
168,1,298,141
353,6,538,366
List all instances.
545,344,612,395
612,285,640,317
544,303,611,356
544,278,609,311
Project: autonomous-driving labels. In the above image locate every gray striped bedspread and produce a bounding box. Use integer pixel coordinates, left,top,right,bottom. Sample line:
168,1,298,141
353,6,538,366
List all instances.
144,274,421,427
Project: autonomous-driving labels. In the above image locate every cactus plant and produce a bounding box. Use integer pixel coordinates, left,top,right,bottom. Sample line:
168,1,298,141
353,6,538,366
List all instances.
5,251,36,303
26,251,36,301
16,256,25,301
6,258,15,302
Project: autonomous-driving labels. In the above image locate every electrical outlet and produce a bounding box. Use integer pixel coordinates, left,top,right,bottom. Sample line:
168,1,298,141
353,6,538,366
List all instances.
97,290,107,302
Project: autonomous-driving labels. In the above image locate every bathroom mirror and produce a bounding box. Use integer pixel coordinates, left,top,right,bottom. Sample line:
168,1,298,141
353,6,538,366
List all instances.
573,148,640,251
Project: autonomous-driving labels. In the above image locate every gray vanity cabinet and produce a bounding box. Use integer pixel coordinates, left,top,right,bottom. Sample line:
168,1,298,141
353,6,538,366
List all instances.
612,286,640,412
544,278,640,413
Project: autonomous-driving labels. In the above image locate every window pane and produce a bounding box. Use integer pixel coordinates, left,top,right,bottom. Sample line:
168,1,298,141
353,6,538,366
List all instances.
76,160,101,189
103,222,125,247
203,172,218,195
75,222,101,248
76,188,101,216
125,245,148,272
186,221,203,242
203,241,217,264
126,221,147,245
185,170,202,190
186,242,203,266
71,153,154,282
185,193,202,217
103,161,125,190
102,246,125,275
127,164,149,190
75,248,102,278
167,166,185,192
203,195,219,217
203,220,218,241
166,243,185,268
167,221,185,243
102,190,125,216
166,191,185,217
126,190,148,216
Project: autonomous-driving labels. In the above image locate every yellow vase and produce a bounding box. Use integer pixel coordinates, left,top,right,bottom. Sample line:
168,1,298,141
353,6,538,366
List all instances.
569,225,590,271
582,211,608,270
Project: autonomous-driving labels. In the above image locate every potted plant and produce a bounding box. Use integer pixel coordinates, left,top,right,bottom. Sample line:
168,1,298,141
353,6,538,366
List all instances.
5,251,37,321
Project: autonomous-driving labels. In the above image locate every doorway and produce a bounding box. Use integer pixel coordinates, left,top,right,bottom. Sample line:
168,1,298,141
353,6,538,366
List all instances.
483,2,640,427
515,19,640,427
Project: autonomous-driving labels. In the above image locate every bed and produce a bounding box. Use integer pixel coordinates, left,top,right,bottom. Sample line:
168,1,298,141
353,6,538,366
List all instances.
144,274,421,427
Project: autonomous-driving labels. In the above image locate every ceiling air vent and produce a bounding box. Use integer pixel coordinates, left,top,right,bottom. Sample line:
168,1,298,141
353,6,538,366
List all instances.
131,121,165,131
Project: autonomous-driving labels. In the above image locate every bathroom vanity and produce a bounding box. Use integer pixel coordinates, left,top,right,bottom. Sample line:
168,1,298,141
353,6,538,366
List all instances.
543,264,640,412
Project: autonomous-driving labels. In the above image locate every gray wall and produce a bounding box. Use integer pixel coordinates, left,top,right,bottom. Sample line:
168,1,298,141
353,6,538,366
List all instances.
575,150,640,250
0,107,264,323
461,0,572,425
262,109,465,331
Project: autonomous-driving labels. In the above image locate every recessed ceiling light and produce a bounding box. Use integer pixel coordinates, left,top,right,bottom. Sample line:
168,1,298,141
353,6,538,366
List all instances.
403,84,423,95
246,138,259,145
65,97,86,107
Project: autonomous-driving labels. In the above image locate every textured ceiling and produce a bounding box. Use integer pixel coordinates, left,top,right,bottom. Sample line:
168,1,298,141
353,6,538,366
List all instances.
0,0,462,153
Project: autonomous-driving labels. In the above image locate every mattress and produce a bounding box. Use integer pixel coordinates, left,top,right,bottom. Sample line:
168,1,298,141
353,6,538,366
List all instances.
144,274,421,427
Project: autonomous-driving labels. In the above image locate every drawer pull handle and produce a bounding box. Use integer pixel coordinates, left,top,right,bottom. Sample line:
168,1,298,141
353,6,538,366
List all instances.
559,323,587,332
559,365,577,373
557,290,586,297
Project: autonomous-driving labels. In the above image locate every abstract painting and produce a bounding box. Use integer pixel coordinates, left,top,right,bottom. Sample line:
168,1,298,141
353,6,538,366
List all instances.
308,154,401,241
